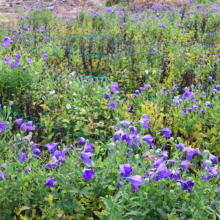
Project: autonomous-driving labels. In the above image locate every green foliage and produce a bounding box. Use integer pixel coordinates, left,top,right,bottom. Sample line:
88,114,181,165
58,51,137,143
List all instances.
1,2,220,219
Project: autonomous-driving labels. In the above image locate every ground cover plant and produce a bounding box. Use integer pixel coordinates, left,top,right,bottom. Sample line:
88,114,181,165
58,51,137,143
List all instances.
1,0,220,219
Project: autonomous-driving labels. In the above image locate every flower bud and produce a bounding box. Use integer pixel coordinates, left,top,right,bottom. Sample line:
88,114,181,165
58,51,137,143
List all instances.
135,154,140,160
176,182,181,187
203,150,209,160
144,178,150,182
206,160,212,168
177,137,181,142
169,137,174,142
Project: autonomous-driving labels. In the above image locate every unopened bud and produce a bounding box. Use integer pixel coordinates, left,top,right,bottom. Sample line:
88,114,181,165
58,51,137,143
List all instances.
206,160,212,168
177,137,181,142
203,150,209,160
169,137,174,142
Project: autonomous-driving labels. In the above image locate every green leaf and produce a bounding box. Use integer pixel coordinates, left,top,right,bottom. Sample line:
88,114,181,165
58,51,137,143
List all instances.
56,177,64,186
101,197,112,210
70,187,79,194
94,211,108,220
79,187,93,195
124,211,138,216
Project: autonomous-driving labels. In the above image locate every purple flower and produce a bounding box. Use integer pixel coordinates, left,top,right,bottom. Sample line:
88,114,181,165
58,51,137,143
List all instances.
45,143,57,153
0,171,4,180
1,164,6,170
4,56,12,64
187,148,203,161
212,89,217,93
2,37,13,48
31,143,40,150
218,185,220,193
84,143,93,152
208,76,212,81
21,122,36,131
45,157,58,169
173,96,181,106
25,168,31,173
210,32,213,37
45,36,49,42
180,160,191,172
26,58,32,63
176,143,185,151
216,85,220,90
116,120,131,130
105,93,110,99
119,164,134,178
181,108,187,117
210,202,216,209
139,83,151,91
156,163,172,179
209,154,218,165
182,89,193,99
129,175,145,192
149,52,154,55
137,117,151,129
114,129,126,142
109,103,116,109
109,82,118,93
16,119,22,125
152,157,165,168
202,166,218,181
78,137,86,145
32,147,41,155
167,90,171,95
15,53,21,60
205,101,211,107
135,90,140,95
44,53,48,58
46,178,56,188
81,152,95,164
159,24,165,28
0,122,9,132
83,169,95,180
161,128,172,138
117,181,123,188
170,169,180,181
23,66,26,70
200,108,205,114
143,134,154,146
180,180,194,193
18,153,27,163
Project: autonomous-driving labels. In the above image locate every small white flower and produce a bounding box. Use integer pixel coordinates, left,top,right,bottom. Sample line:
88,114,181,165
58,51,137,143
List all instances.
73,92,77,96
145,70,149,74
153,70,156,74
49,90,55,95
70,71,75,76
9,101,13,106
66,104,71,110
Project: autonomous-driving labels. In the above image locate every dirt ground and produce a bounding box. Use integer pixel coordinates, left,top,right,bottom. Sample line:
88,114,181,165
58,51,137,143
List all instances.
0,0,193,26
